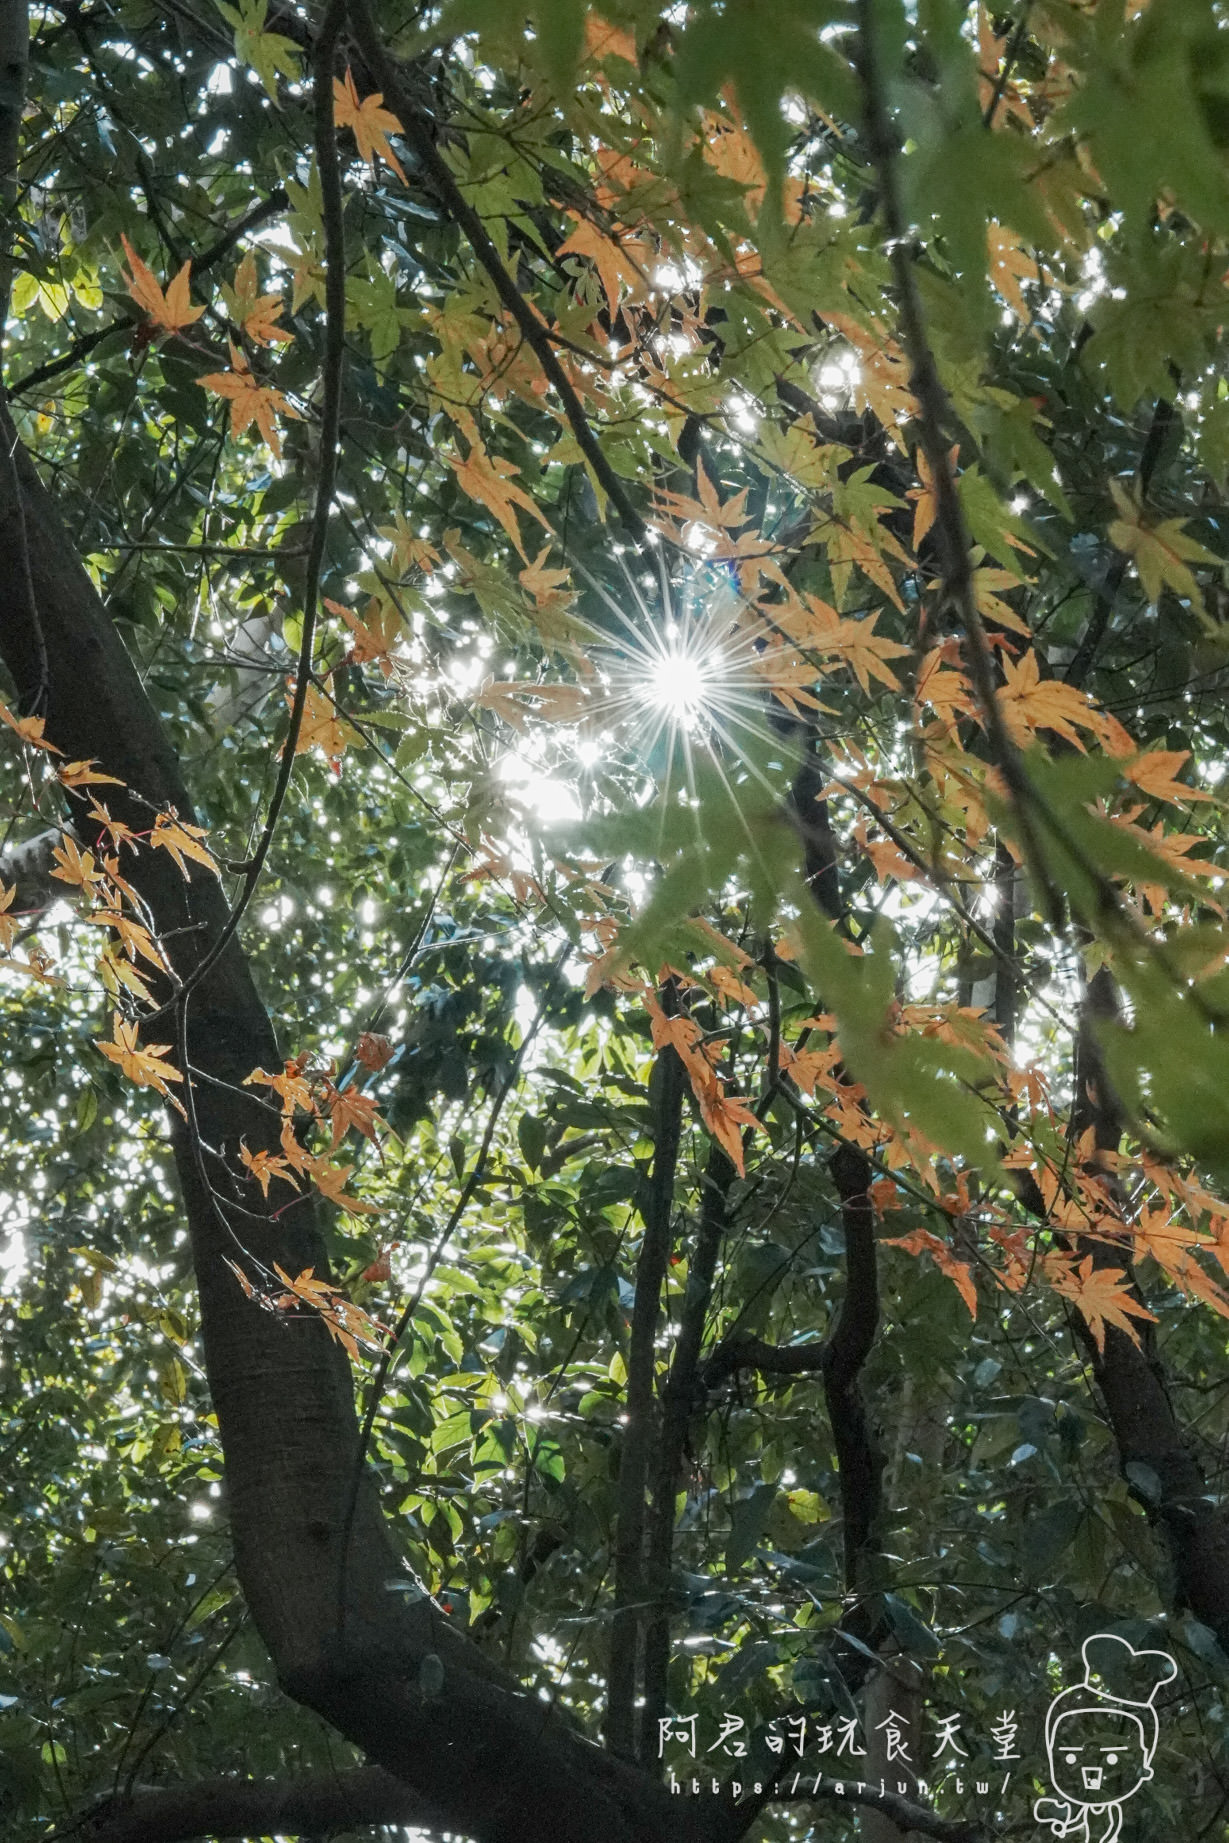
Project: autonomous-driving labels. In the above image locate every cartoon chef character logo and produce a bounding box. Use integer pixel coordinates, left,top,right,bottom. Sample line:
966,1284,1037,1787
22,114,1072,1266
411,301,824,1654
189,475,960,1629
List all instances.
1034,1632,1177,1843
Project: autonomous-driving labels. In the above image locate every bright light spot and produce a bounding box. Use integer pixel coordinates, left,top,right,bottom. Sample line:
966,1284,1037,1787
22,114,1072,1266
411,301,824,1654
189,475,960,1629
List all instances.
190,1502,211,1521
0,1229,26,1284
644,644,722,730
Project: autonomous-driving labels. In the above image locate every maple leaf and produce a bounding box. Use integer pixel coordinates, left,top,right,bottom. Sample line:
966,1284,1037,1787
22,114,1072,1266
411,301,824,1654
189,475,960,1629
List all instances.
697,1082,762,1178
1123,747,1214,805
86,902,164,971
120,234,205,335
197,341,299,458
645,992,704,1060
245,1056,314,1116
1108,482,1220,613
333,67,406,184
914,640,976,727
708,963,761,1009
223,1254,257,1299
886,1228,977,1318
783,593,910,693
361,1248,393,1284
449,424,552,559
557,212,645,321
239,1140,299,1198
519,546,574,609
828,506,911,612
1048,1253,1157,1351
50,835,107,898
0,699,61,753
0,885,17,954
57,759,124,790
778,1039,842,1097
279,1113,316,1174
473,677,590,730
284,677,359,764
377,513,440,575
583,14,638,64
307,1155,380,1216
909,445,958,552
988,223,1041,320
326,1080,382,1149
150,811,219,879
99,943,155,1006
996,649,1107,751
356,1031,394,1071
854,817,922,885
326,596,404,679
222,250,292,347
97,1013,185,1105
216,0,300,101
972,565,1031,636
88,803,137,853
1107,816,1220,916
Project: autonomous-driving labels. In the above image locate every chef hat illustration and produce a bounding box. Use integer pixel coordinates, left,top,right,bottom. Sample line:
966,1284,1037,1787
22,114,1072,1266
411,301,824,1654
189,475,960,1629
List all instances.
1045,1634,1178,1764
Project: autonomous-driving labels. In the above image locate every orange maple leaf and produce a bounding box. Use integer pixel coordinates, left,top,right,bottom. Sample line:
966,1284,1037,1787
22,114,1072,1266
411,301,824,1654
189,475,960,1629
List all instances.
50,835,107,898
886,1228,977,1318
449,425,553,560
1048,1253,1157,1351
284,677,358,764
88,803,137,853
239,1140,299,1198
97,1013,185,1104
333,67,406,184
0,699,62,754
120,234,205,335
57,759,124,790
781,593,910,694
697,1081,761,1179
306,1155,380,1216
197,341,299,458
326,1081,382,1149
245,1056,314,1116
557,212,645,321
996,649,1107,751
583,14,638,64
908,445,958,552
85,902,164,971
1124,748,1214,806
326,596,404,679
150,811,219,879
224,251,292,347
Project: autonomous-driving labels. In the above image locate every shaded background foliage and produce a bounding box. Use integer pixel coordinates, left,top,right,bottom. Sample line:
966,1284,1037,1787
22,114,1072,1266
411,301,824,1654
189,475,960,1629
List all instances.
5,0,1229,1840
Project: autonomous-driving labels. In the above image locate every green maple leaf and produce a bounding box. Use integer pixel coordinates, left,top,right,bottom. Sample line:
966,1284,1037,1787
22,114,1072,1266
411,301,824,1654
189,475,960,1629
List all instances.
216,0,301,103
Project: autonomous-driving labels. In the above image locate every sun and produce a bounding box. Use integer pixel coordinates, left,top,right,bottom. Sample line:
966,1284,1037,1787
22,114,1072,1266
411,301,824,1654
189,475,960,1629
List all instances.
643,642,722,730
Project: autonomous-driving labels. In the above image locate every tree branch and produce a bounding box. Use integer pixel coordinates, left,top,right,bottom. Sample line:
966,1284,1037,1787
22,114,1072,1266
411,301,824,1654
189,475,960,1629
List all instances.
8,189,290,400
60,1765,445,1843
641,1137,736,1755
608,983,686,1759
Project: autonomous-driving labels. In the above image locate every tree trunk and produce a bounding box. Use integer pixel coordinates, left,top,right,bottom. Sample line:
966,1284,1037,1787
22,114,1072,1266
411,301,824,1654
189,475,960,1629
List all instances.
0,416,724,1843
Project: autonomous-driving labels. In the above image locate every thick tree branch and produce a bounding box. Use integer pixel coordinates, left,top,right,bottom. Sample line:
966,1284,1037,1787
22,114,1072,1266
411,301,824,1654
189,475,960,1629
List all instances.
1064,968,1229,1650
62,1766,444,1843
641,1138,736,1755
608,986,686,1759
345,0,649,545
0,213,719,1843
